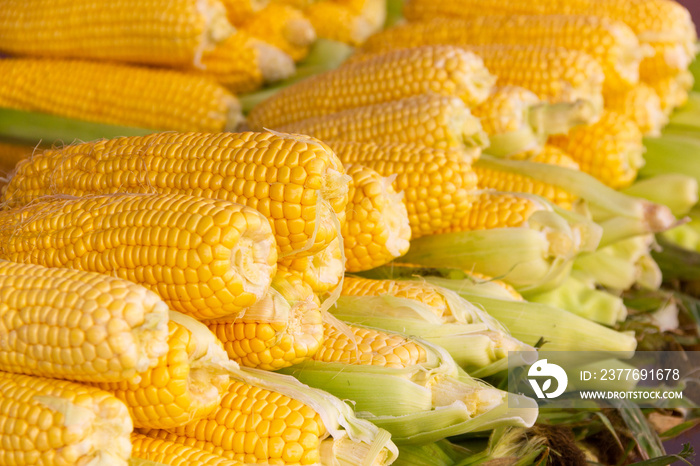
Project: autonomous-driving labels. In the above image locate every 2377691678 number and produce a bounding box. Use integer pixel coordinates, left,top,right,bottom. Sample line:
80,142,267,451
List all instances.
599,368,681,381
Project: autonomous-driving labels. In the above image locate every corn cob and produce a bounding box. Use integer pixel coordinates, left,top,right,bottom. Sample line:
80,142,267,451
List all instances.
0,0,234,68
434,190,551,234
639,41,696,81
340,164,411,272
240,4,316,62
0,372,132,465
474,145,581,210
246,45,495,129
0,261,169,383
281,323,533,444
349,44,605,114
131,432,243,465
646,70,694,114
95,312,236,429
206,268,325,370
336,0,387,30
548,111,644,189
304,1,376,46
141,368,399,465
0,193,276,320
0,58,243,133
222,0,269,25
278,237,344,293
191,31,296,94
327,141,478,238
274,94,488,150
2,131,349,258
361,15,646,90
603,83,668,135
401,0,697,52
473,86,596,156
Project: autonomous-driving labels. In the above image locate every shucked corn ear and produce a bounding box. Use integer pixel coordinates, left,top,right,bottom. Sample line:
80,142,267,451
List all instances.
0,372,132,465
95,312,237,429
603,83,668,135
548,110,645,189
473,86,596,157
304,1,377,46
0,58,243,133
1,131,350,258
279,236,345,294
328,141,478,238
282,323,537,444
0,261,169,383
190,31,296,94
240,3,316,62
0,0,234,68
361,15,647,90
341,163,411,272
247,45,495,129
131,432,243,465
274,94,489,150
348,44,605,115
0,193,277,321
206,268,325,370
142,367,399,465
401,0,698,65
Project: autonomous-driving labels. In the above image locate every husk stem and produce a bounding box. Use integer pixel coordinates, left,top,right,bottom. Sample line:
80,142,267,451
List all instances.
453,426,549,466
622,174,699,217
474,155,677,245
430,288,638,354
525,274,627,326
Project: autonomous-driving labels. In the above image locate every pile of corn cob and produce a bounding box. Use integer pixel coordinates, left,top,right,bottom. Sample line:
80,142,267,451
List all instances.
0,0,699,464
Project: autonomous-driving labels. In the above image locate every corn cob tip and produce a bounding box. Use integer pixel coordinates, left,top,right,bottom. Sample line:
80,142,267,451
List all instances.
252,40,296,83
283,17,317,47
224,95,245,131
200,0,237,51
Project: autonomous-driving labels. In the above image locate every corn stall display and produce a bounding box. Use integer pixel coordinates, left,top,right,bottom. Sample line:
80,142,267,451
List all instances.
0,0,698,464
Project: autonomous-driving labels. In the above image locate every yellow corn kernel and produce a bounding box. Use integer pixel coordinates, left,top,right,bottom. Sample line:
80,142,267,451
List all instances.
341,164,411,272
274,94,487,150
2,131,349,258
549,111,644,189
473,86,541,137
207,268,325,370
313,322,427,368
240,3,315,62
222,0,269,25
362,15,645,90
0,58,242,133
335,0,387,30
95,316,234,429
474,145,581,210
328,141,478,238
247,45,495,129
131,432,243,465
0,372,132,465
304,1,376,46
604,83,668,135
141,379,328,465
191,31,295,94
640,41,696,82
0,261,169,383
0,193,277,320
434,190,548,234
0,0,234,67
279,237,345,294
645,70,694,114
342,276,455,321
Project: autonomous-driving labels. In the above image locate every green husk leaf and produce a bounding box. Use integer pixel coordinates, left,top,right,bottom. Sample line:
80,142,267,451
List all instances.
641,135,700,187
616,400,665,459
0,107,153,146
394,440,471,466
526,274,627,325
627,444,694,466
621,174,699,217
